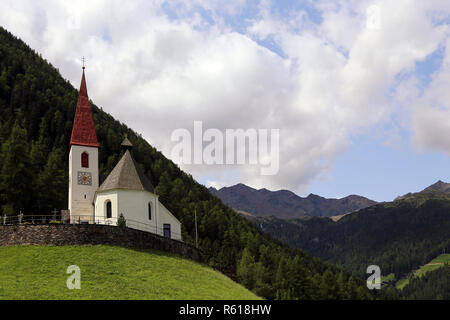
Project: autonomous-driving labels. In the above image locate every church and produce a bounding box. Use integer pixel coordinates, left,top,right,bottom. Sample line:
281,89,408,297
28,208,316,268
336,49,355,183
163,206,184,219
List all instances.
67,66,182,241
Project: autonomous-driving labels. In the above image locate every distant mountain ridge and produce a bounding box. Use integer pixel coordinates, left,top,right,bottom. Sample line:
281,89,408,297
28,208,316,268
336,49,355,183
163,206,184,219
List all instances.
254,181,450,279
423,180,450,193
209,183,377,219
395,180,450,201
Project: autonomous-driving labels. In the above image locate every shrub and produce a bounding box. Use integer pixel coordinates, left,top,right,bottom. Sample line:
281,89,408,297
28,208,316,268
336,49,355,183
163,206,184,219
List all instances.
117,213,126,228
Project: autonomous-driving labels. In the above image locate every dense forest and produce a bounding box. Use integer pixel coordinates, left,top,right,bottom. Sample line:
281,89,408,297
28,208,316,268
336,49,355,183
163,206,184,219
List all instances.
256,195,450,280
0,26,376,300
401,264,450,300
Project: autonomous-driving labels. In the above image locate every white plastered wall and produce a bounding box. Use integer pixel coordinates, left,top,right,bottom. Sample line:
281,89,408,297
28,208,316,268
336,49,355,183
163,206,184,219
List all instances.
94,188,182,241
94,190,118,225
158,201,182,241
68,145,99,221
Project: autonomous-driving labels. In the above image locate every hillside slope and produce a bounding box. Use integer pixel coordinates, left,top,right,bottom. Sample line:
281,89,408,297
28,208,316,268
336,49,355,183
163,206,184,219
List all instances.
0,26,372,300
0,245,259,300
256,188,450,278
396,254,450,290
210,183,376,218
400,264,450,300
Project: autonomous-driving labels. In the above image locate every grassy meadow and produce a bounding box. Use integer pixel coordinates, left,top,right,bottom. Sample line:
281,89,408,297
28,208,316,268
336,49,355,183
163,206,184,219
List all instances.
0,245,260,300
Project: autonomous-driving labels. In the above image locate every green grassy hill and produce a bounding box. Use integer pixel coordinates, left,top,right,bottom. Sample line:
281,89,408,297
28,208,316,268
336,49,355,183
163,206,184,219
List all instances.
0,245,260,300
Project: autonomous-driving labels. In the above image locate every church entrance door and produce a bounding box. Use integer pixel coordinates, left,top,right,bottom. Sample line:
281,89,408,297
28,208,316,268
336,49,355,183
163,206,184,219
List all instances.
163,224,171,238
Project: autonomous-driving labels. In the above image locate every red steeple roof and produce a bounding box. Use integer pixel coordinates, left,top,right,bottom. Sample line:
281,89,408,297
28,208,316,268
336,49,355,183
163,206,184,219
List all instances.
70,69,99,148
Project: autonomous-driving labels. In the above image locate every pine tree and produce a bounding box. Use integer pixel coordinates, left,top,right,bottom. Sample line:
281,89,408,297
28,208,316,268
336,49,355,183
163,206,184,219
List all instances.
36,147,66,212
237,247,256,289
117,213,126,228
155,171,171,204
275,256,289,298
336,272,350,299
254,261,273,299
0,121,33,215
289,255,310,299
319,269,338,299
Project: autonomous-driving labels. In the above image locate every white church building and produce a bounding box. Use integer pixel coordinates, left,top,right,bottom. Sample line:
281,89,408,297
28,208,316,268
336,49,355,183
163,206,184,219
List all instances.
67,66,182,241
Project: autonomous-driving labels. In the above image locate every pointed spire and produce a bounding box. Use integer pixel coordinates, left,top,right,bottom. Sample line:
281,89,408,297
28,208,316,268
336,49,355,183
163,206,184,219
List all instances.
70,66,99,148
121,135,133,151
79,68,88,97
79,57,87,96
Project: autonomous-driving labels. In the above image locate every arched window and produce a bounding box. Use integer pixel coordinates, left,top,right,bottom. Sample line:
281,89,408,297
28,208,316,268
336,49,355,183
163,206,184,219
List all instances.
81,152,89,168
148,202,152,220
106,201,112,219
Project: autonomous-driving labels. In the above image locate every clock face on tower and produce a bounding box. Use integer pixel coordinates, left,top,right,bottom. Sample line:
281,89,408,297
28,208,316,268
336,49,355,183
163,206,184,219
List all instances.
77,171,92,185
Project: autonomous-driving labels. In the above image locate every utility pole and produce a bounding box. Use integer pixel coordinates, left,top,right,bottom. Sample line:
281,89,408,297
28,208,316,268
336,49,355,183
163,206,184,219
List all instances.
194,209,198,249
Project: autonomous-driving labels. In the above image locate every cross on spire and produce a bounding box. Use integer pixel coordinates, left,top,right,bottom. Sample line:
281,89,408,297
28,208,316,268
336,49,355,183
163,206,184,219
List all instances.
82,56,86,70
70,62,99,148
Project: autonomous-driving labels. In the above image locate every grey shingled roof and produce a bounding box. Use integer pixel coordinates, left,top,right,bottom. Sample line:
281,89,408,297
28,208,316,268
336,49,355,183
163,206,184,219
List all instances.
98,150,155,193
121,136,133,148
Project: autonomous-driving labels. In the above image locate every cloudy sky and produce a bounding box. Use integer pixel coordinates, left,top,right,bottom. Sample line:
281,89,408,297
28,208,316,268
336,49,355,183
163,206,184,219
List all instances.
1,0,450,201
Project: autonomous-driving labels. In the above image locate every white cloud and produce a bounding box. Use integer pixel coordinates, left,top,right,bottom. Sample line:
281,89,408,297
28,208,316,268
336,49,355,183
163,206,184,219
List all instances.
0,0,449,194
411,37,450,155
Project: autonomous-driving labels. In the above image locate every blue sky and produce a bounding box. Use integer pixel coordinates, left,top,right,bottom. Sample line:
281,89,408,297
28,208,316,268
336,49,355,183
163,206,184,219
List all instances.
309,130,450,201
1,0,450,202
307,33,450,201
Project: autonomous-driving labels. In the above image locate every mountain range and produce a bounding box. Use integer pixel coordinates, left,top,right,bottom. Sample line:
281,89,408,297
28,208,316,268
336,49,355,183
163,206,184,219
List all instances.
252,180,450,280
209,183,377,219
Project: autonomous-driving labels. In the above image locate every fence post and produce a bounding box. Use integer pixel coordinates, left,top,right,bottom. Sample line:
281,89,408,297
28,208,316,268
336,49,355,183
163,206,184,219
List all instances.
52,208,58,221
3,214,6,225
18,211,23,224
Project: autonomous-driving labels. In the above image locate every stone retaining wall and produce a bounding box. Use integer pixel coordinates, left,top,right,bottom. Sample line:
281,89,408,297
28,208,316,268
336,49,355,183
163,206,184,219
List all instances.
0,224,202,262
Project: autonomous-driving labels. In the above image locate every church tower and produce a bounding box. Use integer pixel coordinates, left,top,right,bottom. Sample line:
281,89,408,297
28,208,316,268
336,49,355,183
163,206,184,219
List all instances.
68,65,99,221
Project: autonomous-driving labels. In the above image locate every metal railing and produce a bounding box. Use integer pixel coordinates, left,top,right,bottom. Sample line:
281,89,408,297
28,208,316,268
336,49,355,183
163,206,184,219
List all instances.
1,214,61,225
1,213,182,240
